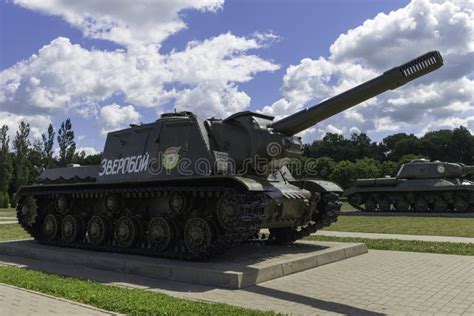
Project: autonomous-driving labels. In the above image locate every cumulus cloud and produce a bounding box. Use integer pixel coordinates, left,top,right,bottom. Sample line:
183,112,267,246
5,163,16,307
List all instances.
263,0,474,142
99,103,141,135
76,146,99,156
1,0,279,153
12,0,224,47
0,112,51,141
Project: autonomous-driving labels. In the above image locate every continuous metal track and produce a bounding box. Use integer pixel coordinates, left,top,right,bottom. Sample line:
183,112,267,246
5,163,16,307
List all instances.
347,190,474,213
17,181,341,260
17,182,265,260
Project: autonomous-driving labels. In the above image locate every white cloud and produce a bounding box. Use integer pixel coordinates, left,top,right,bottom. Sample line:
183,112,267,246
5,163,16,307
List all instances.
0,34,278,140
76,146,99,156
99,104,141,134
12,0,224,47
264,0,474,142
0,112,51,141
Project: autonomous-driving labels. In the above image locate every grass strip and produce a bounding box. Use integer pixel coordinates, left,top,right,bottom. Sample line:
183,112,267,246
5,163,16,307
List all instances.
306,235,474,256
324,216,474,238
0,224,31,241
0,266,273,315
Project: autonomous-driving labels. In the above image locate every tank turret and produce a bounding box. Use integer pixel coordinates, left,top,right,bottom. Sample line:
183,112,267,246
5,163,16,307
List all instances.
17,50,445,260
397,160,474,179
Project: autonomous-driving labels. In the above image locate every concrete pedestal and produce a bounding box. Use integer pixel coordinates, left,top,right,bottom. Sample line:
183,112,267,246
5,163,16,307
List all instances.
0,240,367,289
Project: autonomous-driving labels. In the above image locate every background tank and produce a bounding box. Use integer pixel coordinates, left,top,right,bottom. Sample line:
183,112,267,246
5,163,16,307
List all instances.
17,51,443,260
345,159,474,212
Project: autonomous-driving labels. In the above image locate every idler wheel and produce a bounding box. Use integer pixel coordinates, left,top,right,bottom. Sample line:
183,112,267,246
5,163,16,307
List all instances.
169,192,188,215
42,214,60,241
394,199,410,212
184,218,213,255
217,193,240,229
21,196,38,226
414,197,428,212
114,216,140,248
61,215,84,243
87,216,110,246
148,217,175,251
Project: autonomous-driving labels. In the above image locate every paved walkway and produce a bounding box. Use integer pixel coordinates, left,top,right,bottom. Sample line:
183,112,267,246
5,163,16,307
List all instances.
2,249,473,315
315,231,474,244
0,221,17,225
0,283,118,315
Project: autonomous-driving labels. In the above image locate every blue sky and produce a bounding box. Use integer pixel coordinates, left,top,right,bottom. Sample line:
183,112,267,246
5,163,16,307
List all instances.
0,0,472,154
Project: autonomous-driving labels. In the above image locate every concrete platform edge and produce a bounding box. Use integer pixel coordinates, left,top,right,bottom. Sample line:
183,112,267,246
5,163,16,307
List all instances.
0,240,367,289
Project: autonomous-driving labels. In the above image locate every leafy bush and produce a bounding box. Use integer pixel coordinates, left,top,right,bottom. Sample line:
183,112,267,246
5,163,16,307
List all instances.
0,192,9,208
9,193,16,208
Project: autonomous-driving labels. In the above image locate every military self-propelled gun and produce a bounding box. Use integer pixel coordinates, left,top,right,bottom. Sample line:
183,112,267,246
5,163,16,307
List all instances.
345,159,474,212
17,51,443,259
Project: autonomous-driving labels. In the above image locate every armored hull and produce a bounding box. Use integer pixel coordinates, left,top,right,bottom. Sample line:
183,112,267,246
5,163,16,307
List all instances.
345,160,474,212
16,51,443,259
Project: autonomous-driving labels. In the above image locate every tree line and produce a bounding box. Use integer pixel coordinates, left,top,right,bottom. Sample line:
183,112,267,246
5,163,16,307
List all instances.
0,119,101,207
0,119,473,208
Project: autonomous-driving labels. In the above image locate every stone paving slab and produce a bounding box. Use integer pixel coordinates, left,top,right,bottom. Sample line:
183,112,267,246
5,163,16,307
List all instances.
315,230,474,244
0,283,118,315
0,240,367,289
1,248,472,315
0,221,18,225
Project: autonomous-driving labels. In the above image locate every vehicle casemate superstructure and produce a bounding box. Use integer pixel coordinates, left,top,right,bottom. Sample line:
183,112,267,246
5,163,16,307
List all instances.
17,51,443,259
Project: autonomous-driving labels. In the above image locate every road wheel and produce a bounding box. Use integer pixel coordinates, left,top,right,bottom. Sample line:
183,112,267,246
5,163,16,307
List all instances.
61,215,84,243
148,217,175,251
364,199,377,212
394,199,410,212
414,197,428,212
87,216,111,246
432,198,448,212
115,216,140,248
184,218,213,255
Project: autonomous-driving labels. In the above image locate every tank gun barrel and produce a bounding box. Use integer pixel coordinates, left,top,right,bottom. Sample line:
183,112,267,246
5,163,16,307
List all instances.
463,165,474,176
270,51,443,136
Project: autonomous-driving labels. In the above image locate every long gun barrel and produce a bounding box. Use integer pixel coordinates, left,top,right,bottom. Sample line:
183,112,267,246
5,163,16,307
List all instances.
462,165,474,176
270,51,443,135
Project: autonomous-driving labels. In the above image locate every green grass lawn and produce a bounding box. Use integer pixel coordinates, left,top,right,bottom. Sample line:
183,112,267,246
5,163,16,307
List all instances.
324,216,474,238
306,235,474,256
0,266,273,315
0,224,30,241
340,201,354,212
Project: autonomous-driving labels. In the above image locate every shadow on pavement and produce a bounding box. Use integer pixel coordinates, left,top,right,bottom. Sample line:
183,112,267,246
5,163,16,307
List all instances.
246,285,385,315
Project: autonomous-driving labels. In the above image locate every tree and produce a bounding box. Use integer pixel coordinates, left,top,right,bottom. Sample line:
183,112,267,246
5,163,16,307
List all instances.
57,119,76,166
0,125,13,200
13,121,31,191
42,123,55,168
330,160,357,188
354,158,380,179
380,160,398,177
451,126,474,164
